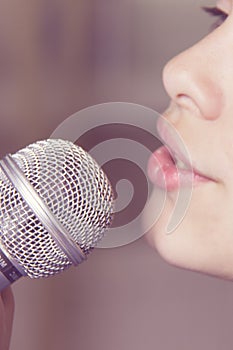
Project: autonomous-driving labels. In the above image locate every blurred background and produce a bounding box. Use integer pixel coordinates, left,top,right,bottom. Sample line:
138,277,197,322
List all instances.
1,0,232,349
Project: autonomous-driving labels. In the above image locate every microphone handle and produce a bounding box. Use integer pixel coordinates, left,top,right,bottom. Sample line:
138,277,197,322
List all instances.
0,246,24,290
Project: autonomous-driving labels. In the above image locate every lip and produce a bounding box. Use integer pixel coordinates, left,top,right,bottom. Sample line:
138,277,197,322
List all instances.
147,117,214,191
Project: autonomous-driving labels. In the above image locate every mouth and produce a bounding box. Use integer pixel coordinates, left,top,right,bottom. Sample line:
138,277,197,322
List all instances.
147,117,215,191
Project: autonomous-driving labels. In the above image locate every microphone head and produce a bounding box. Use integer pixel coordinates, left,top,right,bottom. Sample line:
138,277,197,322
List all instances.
0,139,114,279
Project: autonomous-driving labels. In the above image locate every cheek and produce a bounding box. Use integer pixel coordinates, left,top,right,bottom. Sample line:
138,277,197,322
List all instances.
145,182,233,279
224,145,233,180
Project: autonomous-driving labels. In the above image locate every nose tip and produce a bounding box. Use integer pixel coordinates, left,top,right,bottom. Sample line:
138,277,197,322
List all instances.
162,58,179,101
162,51,224,120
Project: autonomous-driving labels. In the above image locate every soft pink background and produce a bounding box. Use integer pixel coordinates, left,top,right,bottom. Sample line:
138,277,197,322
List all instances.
1,1,231,349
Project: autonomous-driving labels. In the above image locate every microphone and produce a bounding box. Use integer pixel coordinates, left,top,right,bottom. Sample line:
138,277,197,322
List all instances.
0,139,114,290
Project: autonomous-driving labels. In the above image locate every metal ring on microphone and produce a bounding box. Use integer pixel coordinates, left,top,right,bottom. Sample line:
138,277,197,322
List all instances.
0,155,86,266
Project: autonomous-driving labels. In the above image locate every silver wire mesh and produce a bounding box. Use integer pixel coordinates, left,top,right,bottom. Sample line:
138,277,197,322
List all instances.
0,139,114,278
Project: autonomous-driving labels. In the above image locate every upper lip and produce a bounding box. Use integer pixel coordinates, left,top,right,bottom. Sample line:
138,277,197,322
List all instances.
156,116,216,181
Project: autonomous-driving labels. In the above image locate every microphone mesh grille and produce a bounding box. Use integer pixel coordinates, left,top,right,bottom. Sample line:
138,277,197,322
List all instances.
0,139,114,278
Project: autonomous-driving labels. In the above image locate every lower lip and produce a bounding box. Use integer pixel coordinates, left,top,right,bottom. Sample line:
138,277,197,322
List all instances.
147,146,210,191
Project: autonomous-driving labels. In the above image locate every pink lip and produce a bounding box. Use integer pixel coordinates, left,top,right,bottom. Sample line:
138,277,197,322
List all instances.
147,117,212,191
148,146,210,191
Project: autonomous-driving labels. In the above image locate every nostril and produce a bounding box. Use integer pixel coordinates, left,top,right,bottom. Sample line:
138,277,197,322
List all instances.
162,45,224,121
176,94,201,115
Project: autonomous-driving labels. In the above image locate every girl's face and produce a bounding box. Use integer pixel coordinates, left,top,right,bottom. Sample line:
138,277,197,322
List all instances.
145,0,233,279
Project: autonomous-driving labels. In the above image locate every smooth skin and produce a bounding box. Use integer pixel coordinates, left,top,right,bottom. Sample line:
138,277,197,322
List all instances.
145,0,233,280
2,0,233,348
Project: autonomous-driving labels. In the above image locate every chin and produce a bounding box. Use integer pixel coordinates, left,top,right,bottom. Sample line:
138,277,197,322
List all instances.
146,226,233,281
144,189,233,281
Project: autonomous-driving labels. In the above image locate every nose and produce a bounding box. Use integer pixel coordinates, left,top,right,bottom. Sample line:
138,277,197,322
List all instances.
162,35,224,121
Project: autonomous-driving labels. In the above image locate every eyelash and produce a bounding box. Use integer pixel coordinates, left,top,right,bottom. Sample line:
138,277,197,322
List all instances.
202,6,228,30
